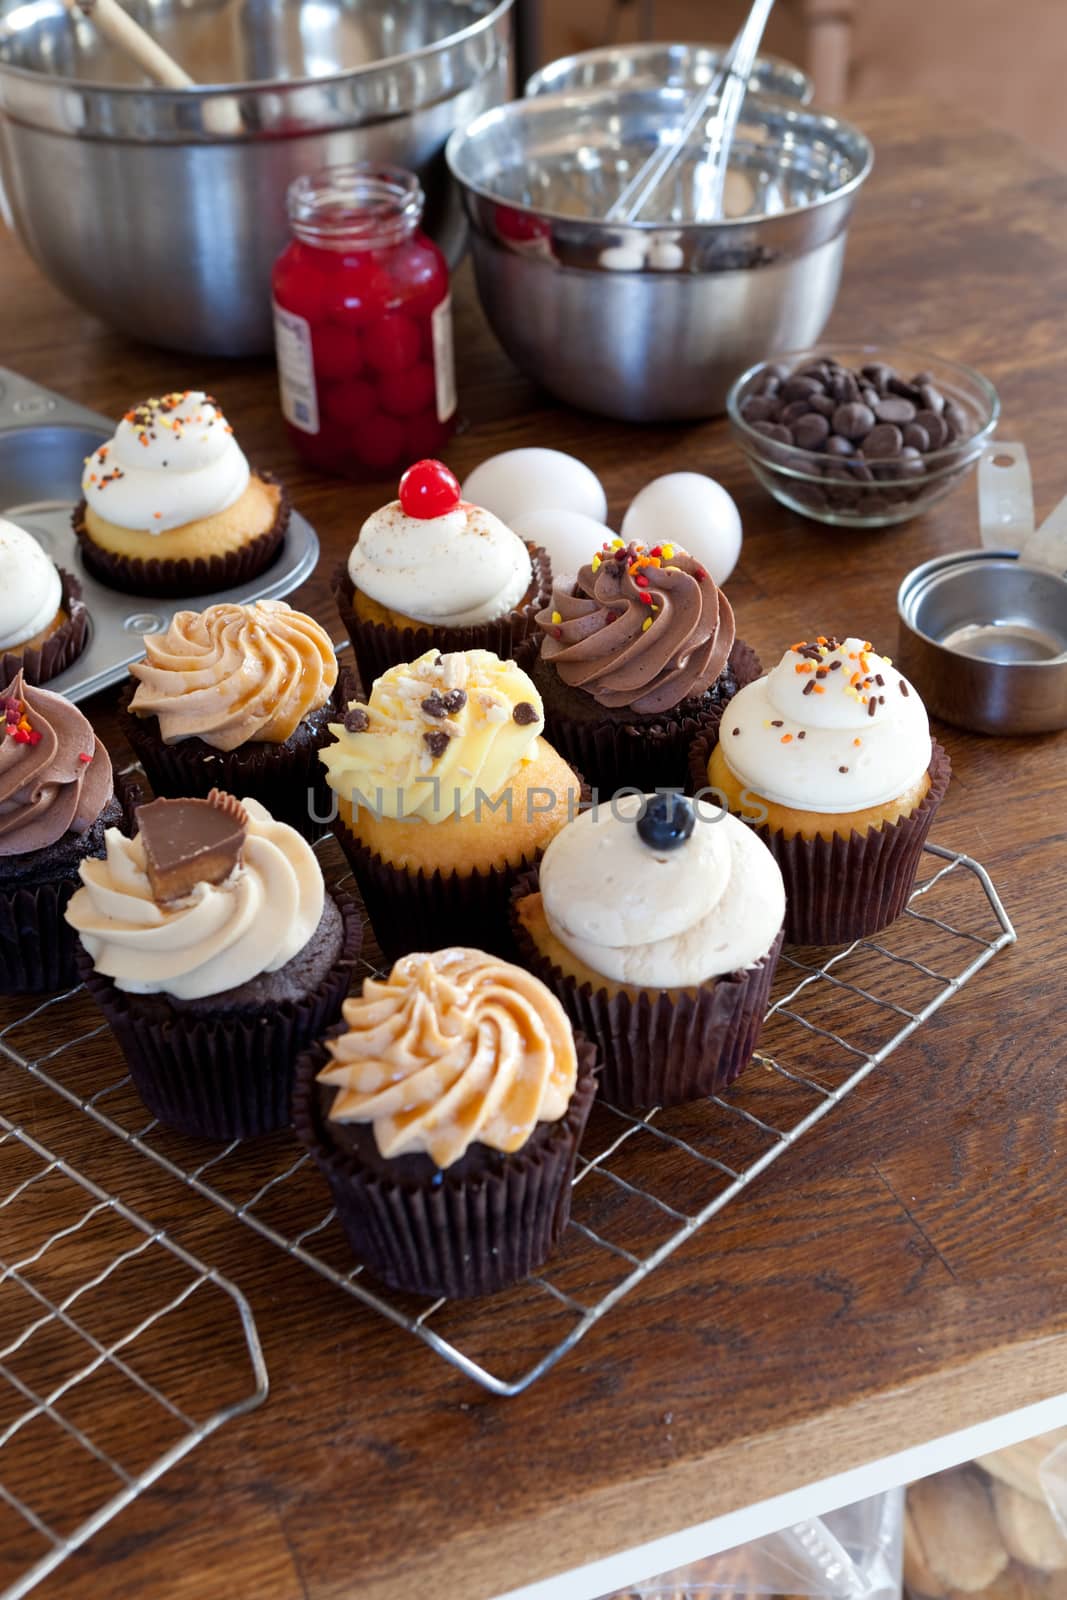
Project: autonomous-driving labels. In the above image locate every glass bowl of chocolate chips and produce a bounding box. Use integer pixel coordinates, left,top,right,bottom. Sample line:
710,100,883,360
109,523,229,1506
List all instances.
727,344,999,528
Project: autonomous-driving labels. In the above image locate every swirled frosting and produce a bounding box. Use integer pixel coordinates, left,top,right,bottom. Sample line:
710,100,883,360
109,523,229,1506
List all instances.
128,600,338,750
0,520,62,651
540,793,784,987
65,796,324,1000
0,672,113,857
348,499,533,627
718,636,932,814
536,539,735,714
81,391,250,534
320,648,545,823
318,947,577,1168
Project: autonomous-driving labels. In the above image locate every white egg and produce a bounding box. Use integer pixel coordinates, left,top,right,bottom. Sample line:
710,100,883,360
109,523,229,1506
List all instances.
510,509,616,583
461,449,608,528
621,473,742,586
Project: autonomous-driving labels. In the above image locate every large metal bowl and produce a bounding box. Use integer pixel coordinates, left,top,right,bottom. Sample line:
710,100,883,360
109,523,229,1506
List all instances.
0,0,514,355
446,87,872,421
525,41,813,106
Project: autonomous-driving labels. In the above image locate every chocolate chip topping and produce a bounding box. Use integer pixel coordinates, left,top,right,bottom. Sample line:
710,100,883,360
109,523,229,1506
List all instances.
420,694,448,719
512,701,538,726
441,689,467,714
136,788,248,904
343,707,369,733
423,729,451,759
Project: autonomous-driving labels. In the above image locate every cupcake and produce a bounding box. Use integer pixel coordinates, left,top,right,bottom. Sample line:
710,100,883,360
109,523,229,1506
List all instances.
121,599,340,840
292,947,598,1298
74,391,288,597
692,635,952,944
320,647,582,961
332,457,550,689
0,518,88,686
519,537,760,798
0,671,119,994
511,792,784,1109
66,789,362,1140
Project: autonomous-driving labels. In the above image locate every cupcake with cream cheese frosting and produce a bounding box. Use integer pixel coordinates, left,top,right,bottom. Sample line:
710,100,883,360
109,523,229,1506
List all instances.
691,634,951,944
511,791,784,1108
74,390,288,597
332,458,550,688
293,947,597,1298
319,646,582,960
67,788,361,1139
120,599,340,839
0,671,120,993
519,536,760,799
0,519,88,687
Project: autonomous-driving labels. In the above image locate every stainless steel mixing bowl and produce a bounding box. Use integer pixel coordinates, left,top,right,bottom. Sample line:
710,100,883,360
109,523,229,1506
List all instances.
446,87,872,421
525,41,813,105
0,0,514,355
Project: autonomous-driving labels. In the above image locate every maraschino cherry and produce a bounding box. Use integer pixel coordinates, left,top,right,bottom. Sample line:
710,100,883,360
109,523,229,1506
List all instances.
398,459,461,519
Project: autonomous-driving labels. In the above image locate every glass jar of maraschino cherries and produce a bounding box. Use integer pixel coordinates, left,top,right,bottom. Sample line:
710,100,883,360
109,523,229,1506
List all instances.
272,163,456,478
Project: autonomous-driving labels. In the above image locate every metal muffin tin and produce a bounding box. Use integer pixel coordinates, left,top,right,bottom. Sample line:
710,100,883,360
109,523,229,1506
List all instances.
0,367,319,703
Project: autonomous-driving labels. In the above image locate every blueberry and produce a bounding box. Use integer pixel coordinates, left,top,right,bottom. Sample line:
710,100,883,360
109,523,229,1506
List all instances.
636,793,695,852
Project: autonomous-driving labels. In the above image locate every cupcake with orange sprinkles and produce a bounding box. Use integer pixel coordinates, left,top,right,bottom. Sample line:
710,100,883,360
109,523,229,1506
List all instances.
74,391,288,597
690,634,951,944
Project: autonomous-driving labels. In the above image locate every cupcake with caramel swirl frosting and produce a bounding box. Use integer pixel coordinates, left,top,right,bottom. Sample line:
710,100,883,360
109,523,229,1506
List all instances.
293,948,597,1298
518,537,760,798
121,599,340,839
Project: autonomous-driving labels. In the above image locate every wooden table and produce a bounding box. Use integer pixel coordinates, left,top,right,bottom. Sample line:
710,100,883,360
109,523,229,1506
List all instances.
1,97,1065,1600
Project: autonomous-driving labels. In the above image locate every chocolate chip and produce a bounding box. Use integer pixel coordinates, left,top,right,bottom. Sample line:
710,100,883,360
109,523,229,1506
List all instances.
343,707,369,733
792,413,830,451
832,402,875,441
847,459,875,483
809,392,835,418
887,376,922,404
943,399,969,439
512,701,538,725
860,385,881,408
441,689,467,714
751,421,793,444
824,434,856,457
864,422,904,458
740,394,781,423
420,693,447,718
830,370,860,404
755,373,781,398
916,410,948,449
779,399,813,426
861,362,894,390
423,729,451,758
874,397,916,425
918,383,944,416
902,422,930,453
782,375,824,402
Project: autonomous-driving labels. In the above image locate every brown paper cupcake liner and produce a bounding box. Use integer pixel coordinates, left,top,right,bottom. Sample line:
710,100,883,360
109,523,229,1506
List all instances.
0,568,90,688
516,636,761,801
293,1031,598,1299
510,870,783,1109
72,470,290,599
332,543,552,693
688,728,953,944
78,892,362,1140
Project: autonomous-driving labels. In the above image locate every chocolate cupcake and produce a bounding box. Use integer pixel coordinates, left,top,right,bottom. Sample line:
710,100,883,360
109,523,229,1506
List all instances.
0,671,119,994
332,458,550,689
693,634,952,944
74,391,288,598
293,947,598,1298
66,790,361,1139
0,519,88,687
121,599,341,840
521,537,759,799
510,792,784,1109
320,647,583,962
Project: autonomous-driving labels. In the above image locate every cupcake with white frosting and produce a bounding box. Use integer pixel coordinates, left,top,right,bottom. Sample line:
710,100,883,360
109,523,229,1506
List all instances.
0,518,88,686
692,635,951,943
332,457,551,688
511,791,785,1108
74,391,288,597
66,789,361,1139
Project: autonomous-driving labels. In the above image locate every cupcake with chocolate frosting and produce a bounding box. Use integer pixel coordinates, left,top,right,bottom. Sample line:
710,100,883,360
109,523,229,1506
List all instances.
0,671,120,993
293,947,597,1298
121,599,341,839
332,458,550,689
519,537,760,798
691,635,951,943
67,789,361,1139
0,519,88,687
74,390,288,597
511,792,784,1108
319,647,582,960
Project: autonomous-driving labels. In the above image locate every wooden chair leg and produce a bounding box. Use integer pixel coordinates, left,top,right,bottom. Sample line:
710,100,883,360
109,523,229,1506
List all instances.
798,0,856,106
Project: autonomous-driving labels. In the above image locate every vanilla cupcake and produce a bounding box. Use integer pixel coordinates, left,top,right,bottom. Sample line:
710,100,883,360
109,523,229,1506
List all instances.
0,519,88,686
511,792,784,1108
74,391,288,597
332,458,550,688
121,599,340,839
692,635,951,944
319,647,582,960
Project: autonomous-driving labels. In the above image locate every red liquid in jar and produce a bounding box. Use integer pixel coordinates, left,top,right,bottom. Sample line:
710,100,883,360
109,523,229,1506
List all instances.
272,165,456,479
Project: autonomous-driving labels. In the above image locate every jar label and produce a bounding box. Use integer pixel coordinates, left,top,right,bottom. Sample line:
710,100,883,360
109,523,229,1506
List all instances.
432,294,457,423
273,301,319,434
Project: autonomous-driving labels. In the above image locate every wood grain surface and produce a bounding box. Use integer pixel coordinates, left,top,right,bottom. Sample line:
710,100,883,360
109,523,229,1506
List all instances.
1,97,1065,1600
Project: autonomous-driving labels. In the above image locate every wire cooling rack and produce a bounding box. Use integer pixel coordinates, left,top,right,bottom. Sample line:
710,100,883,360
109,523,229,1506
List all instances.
0,1111,268,1600
0,837,1014,1398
